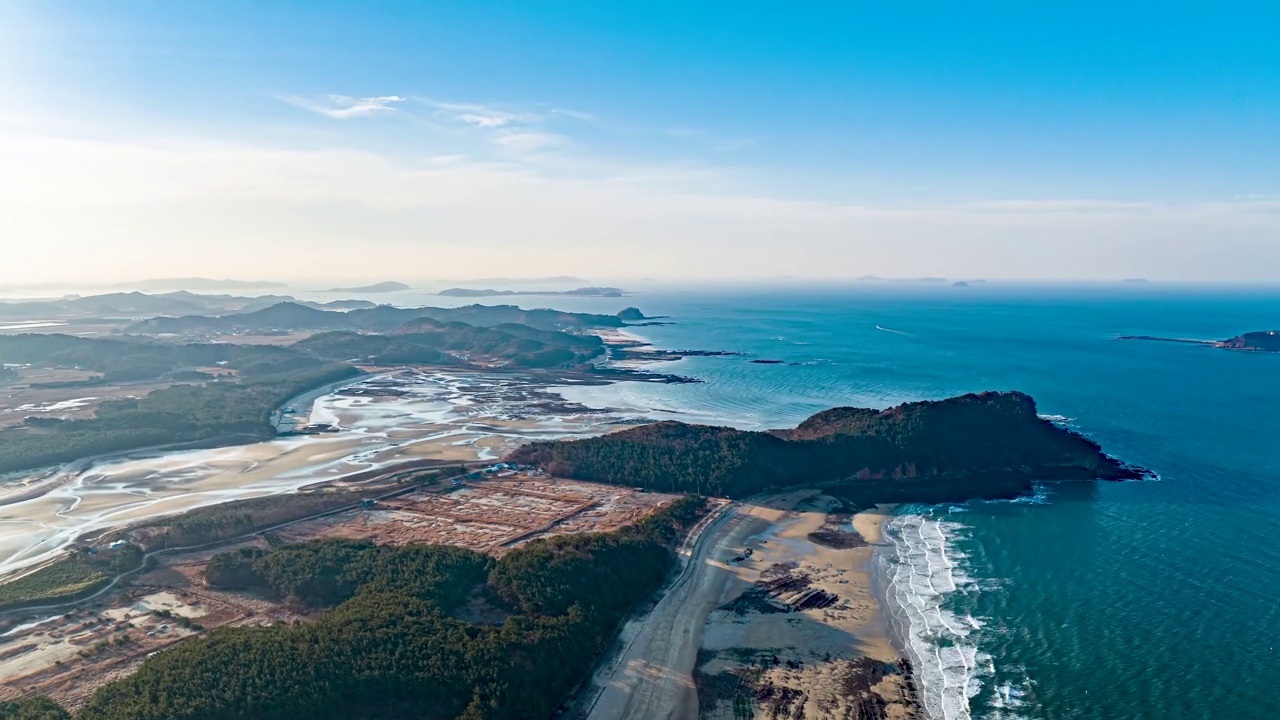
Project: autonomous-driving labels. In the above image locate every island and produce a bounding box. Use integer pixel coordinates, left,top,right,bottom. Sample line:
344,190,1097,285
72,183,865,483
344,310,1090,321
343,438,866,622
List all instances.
323,281,411,293
438,286,626,298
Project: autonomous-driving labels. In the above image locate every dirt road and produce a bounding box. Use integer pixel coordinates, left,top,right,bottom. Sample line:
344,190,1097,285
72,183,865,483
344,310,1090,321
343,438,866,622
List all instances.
585,502,774,720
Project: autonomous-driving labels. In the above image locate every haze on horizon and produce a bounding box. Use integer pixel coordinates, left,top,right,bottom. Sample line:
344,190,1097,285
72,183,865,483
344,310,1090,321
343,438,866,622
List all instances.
2,1,1278,286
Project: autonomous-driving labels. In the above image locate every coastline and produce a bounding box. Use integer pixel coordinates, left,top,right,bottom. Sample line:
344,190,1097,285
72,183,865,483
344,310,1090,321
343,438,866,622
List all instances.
0,366,649,580
584,491,919,720
691,495,918,720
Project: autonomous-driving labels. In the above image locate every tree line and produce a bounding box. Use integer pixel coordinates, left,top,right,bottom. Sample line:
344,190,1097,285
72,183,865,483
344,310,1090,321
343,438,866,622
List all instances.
12,496,706,720
508,391,1132,498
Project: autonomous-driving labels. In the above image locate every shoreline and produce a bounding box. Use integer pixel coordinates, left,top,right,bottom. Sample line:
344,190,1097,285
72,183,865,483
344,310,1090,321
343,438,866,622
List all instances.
584,491,920,720
0,366,652,580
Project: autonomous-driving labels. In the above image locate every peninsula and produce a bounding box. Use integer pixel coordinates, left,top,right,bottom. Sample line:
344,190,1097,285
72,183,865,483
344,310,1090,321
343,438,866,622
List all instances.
509,391,1143,501
1119,330,1280,352
0,387,1141,720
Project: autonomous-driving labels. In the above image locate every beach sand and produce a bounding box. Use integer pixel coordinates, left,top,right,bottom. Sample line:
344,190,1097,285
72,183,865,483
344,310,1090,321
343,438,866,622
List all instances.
696,496,916,720
585,493,916,720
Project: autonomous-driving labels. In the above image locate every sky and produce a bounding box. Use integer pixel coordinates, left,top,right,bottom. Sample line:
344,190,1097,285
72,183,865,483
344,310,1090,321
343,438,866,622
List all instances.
2,1,1278,285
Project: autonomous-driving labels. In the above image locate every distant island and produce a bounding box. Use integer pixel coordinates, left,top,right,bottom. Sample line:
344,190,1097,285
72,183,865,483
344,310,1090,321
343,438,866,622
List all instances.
1119,330,1280,352
463,275,589,285
853,275,949,284
0,291,376,320
439,286,626,298
510,391,1144,501
324,281,410,293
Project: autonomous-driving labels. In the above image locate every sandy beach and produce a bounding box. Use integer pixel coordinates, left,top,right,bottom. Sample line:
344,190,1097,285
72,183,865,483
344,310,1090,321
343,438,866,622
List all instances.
585,491,916,720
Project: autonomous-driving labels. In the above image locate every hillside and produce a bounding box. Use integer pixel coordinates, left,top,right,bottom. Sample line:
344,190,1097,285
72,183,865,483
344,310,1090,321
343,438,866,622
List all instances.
298,321,603,368
324,281,411,293
508,392,1143,499
1217,330,1280,351
12,498,708,720
0,315,610,472
127,302,629,335
0,334,324,381
0,291,373,321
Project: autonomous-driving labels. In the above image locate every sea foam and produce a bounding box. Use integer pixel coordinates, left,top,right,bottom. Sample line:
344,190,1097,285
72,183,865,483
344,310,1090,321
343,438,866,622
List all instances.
883,514,979,720
883,513,1034,720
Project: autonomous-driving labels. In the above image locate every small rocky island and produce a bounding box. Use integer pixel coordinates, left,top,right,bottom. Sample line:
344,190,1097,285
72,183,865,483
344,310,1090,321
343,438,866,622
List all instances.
509,391,1144,503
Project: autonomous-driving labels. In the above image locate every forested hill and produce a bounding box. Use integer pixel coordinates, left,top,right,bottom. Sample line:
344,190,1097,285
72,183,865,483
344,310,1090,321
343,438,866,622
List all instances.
507,392,1143,498
1217,330,1280,351
0,319,605,473
126,301,632,334
1,497,708,720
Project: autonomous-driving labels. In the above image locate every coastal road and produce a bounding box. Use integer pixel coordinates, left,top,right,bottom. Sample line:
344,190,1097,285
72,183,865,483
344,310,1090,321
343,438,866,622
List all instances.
585,501,768,720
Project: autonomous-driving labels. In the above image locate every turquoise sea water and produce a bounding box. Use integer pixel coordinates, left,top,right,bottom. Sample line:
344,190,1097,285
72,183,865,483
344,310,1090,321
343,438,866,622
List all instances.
531,285,1279,719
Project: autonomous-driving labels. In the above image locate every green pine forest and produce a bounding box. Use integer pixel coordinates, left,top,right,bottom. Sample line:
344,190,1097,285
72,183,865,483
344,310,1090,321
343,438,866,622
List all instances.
0,497,706,720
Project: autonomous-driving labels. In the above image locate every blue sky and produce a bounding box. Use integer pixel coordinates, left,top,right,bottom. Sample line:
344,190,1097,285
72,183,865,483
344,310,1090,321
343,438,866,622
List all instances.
2,1,1278,283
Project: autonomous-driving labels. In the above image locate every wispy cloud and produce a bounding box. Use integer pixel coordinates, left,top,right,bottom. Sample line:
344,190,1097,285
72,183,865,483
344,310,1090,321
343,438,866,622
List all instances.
494,131,569,152
280,94,404,119
5,125,1280,284
549,107,595,122
420,100,540,128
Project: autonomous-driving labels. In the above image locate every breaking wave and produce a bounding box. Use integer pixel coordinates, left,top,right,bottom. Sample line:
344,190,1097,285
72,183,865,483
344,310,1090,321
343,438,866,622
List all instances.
881,513,1034,720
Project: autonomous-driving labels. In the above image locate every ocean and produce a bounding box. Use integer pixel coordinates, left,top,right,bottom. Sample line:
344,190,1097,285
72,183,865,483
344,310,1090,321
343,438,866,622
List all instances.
495,283,1279,720
6,282,1275,717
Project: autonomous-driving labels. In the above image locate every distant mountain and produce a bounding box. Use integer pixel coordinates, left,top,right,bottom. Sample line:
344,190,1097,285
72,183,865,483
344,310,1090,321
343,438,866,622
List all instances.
462,276,590,285
126,302,630,335
64,292,207,315
854,276,949,284
0,291,312,320
306,299,379,310
324,281,411,293
438,286,626,298
112,278,288,291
